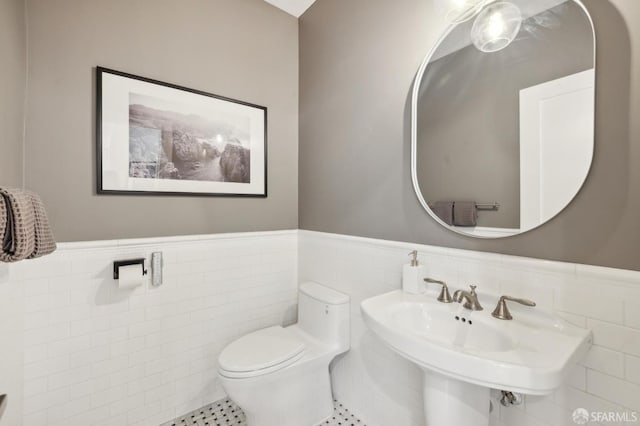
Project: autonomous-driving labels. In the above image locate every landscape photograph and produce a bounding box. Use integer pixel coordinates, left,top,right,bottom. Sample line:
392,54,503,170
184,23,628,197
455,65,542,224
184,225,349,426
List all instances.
128,92,251,184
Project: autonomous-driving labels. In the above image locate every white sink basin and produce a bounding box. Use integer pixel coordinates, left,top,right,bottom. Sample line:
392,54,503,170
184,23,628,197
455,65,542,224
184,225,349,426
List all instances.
392,302,516,353
362,290,591,394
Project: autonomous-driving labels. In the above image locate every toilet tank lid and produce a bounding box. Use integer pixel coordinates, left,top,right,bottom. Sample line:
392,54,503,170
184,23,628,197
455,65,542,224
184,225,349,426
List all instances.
299,282,350,305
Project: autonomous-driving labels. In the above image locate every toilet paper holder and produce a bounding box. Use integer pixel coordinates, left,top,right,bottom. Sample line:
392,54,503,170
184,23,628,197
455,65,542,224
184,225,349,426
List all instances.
113,258,148,280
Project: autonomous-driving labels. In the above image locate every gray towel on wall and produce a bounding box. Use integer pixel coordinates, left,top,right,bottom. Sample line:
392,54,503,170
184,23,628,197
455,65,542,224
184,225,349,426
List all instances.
0,196,6,251
453,201,478,227
0,188,36,262
1,196,16,253
0,188,56,263
26,191,57,259
428,201,454,225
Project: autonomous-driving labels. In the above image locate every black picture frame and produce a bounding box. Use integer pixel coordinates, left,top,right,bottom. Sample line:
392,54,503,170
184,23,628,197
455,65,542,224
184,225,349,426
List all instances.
96,66,267,198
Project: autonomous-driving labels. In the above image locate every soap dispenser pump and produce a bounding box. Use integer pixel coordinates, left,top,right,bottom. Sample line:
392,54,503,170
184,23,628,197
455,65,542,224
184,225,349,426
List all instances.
402,250,425,294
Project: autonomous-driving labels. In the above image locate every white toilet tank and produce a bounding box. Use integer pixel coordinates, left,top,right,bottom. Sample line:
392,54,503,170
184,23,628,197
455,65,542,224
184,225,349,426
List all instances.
297,282,350,352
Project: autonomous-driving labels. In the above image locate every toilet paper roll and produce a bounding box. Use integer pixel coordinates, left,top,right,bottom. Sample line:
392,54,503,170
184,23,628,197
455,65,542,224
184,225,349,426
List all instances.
117,264,144,289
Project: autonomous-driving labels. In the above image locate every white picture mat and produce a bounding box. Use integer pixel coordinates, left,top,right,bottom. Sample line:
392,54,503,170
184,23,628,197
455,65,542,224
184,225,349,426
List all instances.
99,71,266,195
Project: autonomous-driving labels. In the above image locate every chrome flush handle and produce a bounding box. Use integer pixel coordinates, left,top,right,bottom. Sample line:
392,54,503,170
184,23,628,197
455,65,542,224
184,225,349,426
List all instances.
491,296,536,320
424,278,453,303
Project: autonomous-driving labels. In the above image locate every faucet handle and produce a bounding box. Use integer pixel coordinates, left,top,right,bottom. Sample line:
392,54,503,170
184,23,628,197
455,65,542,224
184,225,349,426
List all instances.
470,285,478,294
424,278,453,303
492,296,536,320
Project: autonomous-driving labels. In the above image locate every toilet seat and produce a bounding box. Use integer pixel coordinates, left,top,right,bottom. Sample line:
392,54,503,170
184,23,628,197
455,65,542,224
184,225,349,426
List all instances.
218,326,306,379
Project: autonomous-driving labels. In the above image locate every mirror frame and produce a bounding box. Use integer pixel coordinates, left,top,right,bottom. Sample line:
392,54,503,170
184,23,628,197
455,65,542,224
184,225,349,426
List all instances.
410,0,597,239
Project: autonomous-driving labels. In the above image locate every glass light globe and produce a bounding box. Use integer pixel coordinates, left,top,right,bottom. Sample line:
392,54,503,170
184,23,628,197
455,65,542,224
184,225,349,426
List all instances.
470,2,523,53
439,0,489,24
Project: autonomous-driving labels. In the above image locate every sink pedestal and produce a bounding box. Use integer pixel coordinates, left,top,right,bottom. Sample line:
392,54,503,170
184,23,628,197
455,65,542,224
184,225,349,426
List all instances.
423,370,490,426
361,290,593,425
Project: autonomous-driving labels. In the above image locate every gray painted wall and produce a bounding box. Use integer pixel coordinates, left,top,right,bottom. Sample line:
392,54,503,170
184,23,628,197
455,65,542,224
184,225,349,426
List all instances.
417,2,593,228
299,0,640,271
24,0,299,242
0,0,26,188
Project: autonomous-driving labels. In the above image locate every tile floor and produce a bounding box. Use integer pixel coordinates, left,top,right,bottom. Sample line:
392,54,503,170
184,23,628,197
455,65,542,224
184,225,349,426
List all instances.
160,398,366,426
319,400,366,426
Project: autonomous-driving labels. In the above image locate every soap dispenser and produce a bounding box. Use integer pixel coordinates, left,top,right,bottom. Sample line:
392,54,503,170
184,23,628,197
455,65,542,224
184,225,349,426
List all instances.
402,250,425,294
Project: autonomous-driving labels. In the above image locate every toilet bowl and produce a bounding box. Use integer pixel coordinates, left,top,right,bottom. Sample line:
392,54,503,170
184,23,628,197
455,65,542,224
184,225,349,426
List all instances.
218,282,350,426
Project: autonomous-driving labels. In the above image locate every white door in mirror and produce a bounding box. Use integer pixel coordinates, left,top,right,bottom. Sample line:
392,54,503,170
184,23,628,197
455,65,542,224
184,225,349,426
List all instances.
520,69,595,230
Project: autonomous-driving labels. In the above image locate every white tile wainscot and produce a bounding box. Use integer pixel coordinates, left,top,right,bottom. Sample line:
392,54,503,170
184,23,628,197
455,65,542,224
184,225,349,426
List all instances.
2,230,298,426
5,229,640,426
298,230,640,426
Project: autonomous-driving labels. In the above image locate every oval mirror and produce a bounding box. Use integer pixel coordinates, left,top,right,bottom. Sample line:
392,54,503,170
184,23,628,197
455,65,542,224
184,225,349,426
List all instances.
411,0,595,238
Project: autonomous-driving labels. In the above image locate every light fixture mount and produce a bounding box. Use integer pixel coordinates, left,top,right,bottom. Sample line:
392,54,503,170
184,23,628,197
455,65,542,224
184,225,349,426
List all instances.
470,2,523,53
444,0,492,24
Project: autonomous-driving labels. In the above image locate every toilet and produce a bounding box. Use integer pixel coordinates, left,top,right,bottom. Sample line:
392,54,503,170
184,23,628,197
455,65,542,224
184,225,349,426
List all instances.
218,282,350,426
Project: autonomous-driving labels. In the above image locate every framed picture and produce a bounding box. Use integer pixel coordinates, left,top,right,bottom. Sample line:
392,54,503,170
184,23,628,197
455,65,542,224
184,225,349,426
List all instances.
96,67,267,197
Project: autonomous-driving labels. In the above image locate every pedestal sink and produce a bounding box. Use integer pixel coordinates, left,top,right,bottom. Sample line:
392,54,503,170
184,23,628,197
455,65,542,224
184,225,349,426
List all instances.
361,290,592,426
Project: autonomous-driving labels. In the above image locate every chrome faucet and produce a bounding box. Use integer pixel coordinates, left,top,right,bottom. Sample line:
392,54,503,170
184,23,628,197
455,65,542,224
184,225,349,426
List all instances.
424,278,453,303
491,296,536,320
453,285,483,311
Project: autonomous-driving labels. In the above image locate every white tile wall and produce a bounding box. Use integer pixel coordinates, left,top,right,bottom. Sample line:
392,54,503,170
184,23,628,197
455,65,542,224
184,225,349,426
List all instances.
0,262,25,426
0,230,298,426
4,229,640,426
298,230,640,426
